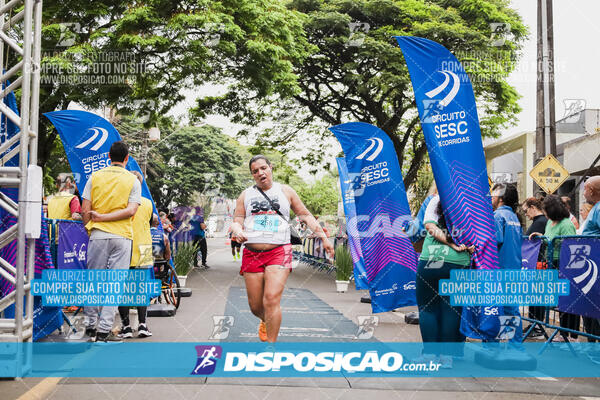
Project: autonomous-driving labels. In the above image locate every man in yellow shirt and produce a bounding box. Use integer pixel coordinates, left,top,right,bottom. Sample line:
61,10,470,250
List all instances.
81,141,141,342
118,171,154,339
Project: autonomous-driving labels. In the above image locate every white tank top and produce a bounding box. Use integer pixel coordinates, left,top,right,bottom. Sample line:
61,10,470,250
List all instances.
243,182,290,244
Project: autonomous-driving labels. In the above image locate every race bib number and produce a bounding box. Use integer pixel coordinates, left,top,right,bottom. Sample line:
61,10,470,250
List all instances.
253,215,279,232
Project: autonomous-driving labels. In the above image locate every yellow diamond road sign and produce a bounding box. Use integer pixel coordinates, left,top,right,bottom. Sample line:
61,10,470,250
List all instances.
530,154,570,194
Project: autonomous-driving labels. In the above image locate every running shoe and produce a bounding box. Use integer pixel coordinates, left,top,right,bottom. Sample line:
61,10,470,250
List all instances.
118,325,133,339
85,327,96,339
137,323,153,338
95,331,123,343
203,264,210,269
258,321,268,342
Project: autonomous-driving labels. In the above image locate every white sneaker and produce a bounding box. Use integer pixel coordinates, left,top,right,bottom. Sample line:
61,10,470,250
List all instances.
137,323,153,338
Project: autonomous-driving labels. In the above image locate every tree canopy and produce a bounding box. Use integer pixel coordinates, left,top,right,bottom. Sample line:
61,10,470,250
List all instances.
194,0,527,187
141,125,244,209
38,0,309,168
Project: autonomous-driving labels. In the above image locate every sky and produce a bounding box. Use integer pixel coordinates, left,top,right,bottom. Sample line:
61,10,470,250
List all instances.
170,1,600,178
506,0,600,136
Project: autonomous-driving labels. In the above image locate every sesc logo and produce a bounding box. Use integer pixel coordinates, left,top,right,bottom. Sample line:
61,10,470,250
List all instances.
424,70,461,109
78,243,86,262
356,137,384,161
484,306,499,316
75,127,109,151
566,244,598,295
191,345,222,375
403,281,416,291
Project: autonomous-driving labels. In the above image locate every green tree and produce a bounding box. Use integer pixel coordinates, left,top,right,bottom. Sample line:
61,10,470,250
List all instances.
296,174,339,216
146,125,243,209
195,0,526,187
37,0,309,169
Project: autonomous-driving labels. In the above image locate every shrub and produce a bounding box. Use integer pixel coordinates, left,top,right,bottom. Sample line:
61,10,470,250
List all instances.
335,245,353,281
174,242,200,276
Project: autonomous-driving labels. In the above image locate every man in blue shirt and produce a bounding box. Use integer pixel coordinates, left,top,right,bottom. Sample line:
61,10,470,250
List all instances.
190,209,208,269
491,183,523,343
582,176,600,235
491,184,523,269
581,176,600,357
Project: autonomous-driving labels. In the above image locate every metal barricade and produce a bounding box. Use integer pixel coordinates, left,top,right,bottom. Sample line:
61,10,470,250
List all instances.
522,235,600,351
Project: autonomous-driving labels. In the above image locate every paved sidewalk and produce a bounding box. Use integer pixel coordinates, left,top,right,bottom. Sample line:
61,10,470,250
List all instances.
2,238,599,399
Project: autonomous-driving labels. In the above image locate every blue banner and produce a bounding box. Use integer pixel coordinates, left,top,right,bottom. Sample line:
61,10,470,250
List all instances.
329,122,417,312
336,157,368,290
44,110,158,217
57,220,88,269
521,237,543,270
395,36,503,340
558,237,600,319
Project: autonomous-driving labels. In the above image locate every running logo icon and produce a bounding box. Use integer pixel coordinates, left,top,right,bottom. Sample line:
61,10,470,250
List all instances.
496,316,520,340
566,245,598,295
209,316,234,340
356,137,384,161
191,345,222,375
425,245,449,269
356,316,379,339
75,127,109,151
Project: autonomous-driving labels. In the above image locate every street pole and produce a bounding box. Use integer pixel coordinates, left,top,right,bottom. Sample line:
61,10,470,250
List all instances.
535,0,556,196
142,130,148,177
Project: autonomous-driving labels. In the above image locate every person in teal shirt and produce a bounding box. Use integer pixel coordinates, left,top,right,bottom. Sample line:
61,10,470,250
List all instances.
529,195,576,261
416,195,473,368
531,194,577,341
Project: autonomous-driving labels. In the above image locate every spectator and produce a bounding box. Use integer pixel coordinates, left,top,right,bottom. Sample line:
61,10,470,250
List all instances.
81,141,141,342
47,176,82,220
531,194,577,342
159,211,173,233
190,213,208,268
151,214,171,262
405,183,438,250
580,176,600,351
577,202,593,235
522,197,548,236
118,171,154,339
582,176,600,236
521,196,547,338
417,195,472,368
561,196,579,230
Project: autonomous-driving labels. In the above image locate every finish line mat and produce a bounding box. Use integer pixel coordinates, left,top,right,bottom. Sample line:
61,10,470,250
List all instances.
222,286,371,342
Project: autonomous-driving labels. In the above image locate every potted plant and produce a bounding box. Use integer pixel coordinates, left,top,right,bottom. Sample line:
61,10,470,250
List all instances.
174,242,199,287
335,245,353,293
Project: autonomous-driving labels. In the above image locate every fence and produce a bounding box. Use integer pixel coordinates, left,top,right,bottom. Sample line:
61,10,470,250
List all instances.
292,237,347,275
521,235,600,347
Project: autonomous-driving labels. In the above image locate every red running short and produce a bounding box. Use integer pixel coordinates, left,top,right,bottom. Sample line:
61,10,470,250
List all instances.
240,244,293,275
